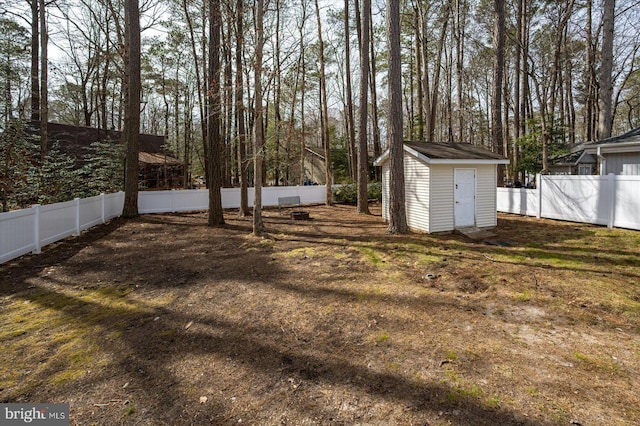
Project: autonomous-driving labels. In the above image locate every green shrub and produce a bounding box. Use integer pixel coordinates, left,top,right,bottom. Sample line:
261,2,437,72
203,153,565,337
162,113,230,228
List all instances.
367,181,382,201
332,182,382,204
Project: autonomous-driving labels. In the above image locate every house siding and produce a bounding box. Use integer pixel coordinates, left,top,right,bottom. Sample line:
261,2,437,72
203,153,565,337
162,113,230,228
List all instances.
475,164,498,227
404,153,431,232
429,165,455,232
605,152,640,175
549,165,572,175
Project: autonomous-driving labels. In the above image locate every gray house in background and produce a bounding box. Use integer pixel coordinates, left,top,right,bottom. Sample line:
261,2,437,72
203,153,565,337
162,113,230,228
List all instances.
550,127,640,175
549,148,597,175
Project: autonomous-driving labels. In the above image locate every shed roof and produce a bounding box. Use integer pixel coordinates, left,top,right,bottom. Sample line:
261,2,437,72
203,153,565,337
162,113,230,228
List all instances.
374,142,509,166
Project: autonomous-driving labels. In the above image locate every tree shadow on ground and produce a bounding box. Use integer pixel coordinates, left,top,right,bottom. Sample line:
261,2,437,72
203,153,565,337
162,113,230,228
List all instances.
2,206,636,424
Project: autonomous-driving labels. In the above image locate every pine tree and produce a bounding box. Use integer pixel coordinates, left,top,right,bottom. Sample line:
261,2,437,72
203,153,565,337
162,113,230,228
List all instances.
81,140,125,196
0,120,37,211
31,142,83,205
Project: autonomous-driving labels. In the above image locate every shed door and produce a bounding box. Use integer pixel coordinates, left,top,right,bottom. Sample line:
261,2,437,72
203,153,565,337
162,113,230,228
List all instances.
454,168,476,227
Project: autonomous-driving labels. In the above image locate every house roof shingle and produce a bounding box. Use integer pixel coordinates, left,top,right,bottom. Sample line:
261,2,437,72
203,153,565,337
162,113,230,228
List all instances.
139,152,183,166
584,127,640,147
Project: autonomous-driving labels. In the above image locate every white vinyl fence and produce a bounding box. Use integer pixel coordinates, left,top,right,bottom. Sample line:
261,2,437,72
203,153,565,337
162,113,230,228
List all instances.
0,186,327,264
0,192,125,264
497,174,640,230
138,185,327,214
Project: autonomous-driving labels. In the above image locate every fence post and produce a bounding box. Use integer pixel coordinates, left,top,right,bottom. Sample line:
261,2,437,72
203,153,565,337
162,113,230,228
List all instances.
118,191,125,217
32,204,41,254
536,173,542,219
74,198,81,236
607,173,615,229
172,189,177,212
101,193,106,223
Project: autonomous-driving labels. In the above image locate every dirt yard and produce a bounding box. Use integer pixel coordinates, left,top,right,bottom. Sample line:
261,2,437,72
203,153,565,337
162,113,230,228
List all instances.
1,204,639,425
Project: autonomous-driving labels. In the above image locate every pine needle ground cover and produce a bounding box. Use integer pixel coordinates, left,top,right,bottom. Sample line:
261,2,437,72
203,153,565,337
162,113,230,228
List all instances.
1,205,639,425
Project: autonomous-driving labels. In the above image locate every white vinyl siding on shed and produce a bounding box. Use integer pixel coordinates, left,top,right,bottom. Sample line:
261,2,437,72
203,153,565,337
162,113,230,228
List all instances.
475,164,498,227
378,144,503,233
381,166,390,221
428,165,455,232
404,153,431,232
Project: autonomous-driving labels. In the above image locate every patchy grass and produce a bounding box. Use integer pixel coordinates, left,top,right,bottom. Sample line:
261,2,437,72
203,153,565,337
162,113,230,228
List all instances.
1,206,639,425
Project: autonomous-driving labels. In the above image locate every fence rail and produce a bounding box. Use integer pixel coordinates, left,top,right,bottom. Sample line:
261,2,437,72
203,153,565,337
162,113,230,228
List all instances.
137,185,326,214
497,174,640,230
1,186,327,264
0,192,125,264
4,178,637,265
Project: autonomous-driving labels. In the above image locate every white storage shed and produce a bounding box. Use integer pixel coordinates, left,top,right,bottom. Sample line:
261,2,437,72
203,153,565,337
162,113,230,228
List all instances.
374,142,509,233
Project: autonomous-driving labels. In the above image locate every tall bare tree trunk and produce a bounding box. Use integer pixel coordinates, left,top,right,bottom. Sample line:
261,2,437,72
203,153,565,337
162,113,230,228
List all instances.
224,22,233,187
253,0,266,235
584,0,596,141
357,0,371,214
182,0,208,179
38,0,48,158
386,0,407,234
491,0,505,156
520,0,529,140
369,12,381,161
513,0,522,173
236,0,250,217
298,0,308,186
543,0,574,172
417,2,431,140
122,0,141,218
344,0,357,182
30,0,40,122
274,0,283,186
207,0,225,226
314,0,332,205
427,4,450,142
413,8,424,140
598,0,615,139
455,0,466,142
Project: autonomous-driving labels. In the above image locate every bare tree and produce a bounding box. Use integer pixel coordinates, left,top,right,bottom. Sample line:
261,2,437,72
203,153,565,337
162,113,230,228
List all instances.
584,0,596,141
386,0,407,234
356,0,370,214
314,0,332,205
344,0,357,182
253,0,266,236
181,0,208,177
297,0,308,186
491,0,505,160
207,0,225,226
121,0,141,218
368,12,380,160
235,0,250,217
598,0,615,139
30,0,40,121
426,4,450,143
38,0,48,158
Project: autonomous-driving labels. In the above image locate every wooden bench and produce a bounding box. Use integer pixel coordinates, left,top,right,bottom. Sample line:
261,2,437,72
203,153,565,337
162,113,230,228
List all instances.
278,196,301,214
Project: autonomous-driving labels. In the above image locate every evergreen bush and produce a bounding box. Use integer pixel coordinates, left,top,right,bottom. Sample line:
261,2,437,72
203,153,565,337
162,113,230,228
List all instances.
332,182,382,204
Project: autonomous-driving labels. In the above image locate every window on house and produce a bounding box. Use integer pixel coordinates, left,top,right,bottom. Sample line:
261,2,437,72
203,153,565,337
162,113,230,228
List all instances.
578,165,592,175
